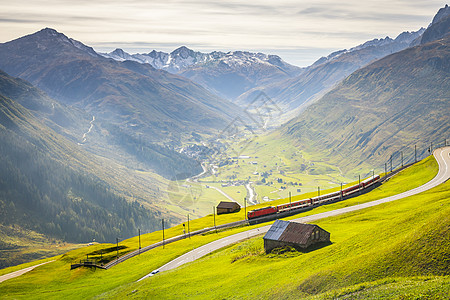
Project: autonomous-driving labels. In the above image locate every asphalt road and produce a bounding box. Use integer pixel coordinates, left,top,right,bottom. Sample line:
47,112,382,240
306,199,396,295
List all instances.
0,260,54,283
139,147,450,281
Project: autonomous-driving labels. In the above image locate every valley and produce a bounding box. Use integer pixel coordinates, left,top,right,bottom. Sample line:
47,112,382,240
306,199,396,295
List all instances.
0,3,449,299
0,148,447,299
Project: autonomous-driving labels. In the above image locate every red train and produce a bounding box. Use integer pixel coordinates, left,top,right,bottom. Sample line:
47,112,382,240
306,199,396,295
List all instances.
248,175,380,219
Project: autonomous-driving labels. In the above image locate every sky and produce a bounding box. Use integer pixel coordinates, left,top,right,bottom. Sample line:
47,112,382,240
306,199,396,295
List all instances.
0,0,445,66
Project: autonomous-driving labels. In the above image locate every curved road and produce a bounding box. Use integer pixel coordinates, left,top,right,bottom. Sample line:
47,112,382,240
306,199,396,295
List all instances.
139,147,450,281
0,261,54,283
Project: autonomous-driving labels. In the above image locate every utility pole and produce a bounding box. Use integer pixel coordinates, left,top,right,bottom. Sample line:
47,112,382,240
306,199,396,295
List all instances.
244,197,247,221
401,151,403,167
385,162,387,176
289,191,291,209
138,228,141,255
187,214,190,239
318,186,320,198
162,219,165,249
358,174,361,194
213,206,216,232
340,183,343,199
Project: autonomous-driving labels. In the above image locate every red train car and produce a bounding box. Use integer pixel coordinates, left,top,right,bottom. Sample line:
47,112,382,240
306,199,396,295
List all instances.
277,199,309,212
247,206,278,219
247,175,381,220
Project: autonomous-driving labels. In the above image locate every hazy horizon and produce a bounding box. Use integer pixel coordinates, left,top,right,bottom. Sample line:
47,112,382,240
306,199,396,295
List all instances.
0,0,445,66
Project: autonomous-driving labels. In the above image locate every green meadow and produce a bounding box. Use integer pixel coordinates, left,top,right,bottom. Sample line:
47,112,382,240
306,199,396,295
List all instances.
0,154,447,299
103,159,449,299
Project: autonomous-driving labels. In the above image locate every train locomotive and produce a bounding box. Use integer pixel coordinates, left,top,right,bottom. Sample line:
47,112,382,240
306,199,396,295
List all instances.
247,175,380,220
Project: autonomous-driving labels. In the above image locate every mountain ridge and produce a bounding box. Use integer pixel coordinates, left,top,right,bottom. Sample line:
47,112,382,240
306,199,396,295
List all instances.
236,28,425,123
0,28,241,142
281,34,450,175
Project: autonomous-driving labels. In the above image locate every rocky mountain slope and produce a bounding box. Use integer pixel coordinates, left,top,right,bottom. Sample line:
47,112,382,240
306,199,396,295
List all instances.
102,46,302,100
282,30,450,175
0,28,241,143
237,29,425,123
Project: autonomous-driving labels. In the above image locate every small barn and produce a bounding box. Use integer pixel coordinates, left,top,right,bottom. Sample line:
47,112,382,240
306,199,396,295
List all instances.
263,220,330,254
216,201,241,215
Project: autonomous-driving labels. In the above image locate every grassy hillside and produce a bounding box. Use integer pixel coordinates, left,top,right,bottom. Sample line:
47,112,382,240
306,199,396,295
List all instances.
104,162,449,299
0,225,83,270
282,35,450,177
0,153,444,298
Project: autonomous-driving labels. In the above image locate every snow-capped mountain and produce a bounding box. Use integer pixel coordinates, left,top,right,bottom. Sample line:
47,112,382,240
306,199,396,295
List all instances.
101,46,302,100
101,46,300,75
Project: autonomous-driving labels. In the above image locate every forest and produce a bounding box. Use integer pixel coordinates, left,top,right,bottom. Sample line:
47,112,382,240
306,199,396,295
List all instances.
0,97,162,243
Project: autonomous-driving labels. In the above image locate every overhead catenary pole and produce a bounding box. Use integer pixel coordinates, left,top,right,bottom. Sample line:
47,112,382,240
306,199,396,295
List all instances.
244,197,247,221
401,151,403,167
358,174,361,194
138,228,141,255
340,183,343,199
213,206,216,232
385,162,387,176
289,191,291,209
318,186,320,198
187,214,190,239
162,219,165,249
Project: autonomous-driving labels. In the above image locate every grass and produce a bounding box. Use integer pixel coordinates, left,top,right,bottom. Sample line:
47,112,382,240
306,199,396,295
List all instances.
202,131,354,202
0,153,444,299
102,174,449,300
308,276,450,299
0,224,83,271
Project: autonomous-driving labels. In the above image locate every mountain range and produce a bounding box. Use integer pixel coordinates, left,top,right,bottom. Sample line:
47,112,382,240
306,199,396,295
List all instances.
102,47,303,100
0,4,448,261
101,28,426,125
0,28,241,142
282,12,450,174
0,28,249,184
236,29,425,123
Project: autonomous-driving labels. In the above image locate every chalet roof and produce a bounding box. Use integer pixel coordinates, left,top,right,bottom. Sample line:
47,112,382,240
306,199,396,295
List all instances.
217,201,240,209
264,220,320,245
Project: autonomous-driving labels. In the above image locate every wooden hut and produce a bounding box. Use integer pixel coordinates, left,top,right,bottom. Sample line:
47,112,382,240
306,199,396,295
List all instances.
216,201,241,215
263,220,330,253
